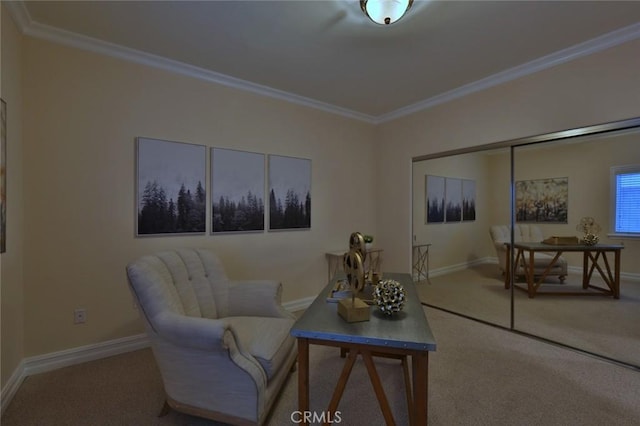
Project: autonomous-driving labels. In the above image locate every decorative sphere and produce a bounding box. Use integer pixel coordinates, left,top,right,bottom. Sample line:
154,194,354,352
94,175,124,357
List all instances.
373,279,406,316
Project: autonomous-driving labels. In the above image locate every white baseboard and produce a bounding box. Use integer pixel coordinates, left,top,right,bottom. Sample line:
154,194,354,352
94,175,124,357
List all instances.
23,334,151,377
1,334,150,415
415,257,495,281
1,359,25,416
0,301,313,413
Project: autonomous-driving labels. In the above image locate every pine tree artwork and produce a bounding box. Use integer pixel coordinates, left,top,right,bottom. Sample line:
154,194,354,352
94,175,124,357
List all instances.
136,137,206,235
268,155,311,230
211,148,265,233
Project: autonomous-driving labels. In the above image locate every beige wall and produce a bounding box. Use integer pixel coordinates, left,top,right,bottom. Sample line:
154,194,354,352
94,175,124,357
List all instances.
376,39,640,273
20,38,376,357
3,7,640,390
1,8,25,389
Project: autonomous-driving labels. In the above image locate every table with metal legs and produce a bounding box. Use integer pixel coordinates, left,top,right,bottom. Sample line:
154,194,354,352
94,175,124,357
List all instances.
291,273,436,425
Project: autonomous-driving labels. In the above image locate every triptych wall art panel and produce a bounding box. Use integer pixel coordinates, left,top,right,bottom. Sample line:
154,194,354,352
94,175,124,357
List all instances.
515,177,568,223
426,175,476,224
462,179,476,221
211,148,265,233
135,137,311,236
268,155,311,231
426,175,445,223
445,178,462,221
136,138,207,236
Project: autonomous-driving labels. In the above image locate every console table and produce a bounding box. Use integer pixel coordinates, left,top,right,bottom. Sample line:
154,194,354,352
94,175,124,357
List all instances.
326,248,383,282
291,273,436,425
412,244,431,283
505,242,624,298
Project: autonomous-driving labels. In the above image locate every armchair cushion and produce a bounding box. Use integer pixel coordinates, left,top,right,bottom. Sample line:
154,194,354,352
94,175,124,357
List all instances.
226,280,295,319
227,316,296,380
153,311,228,351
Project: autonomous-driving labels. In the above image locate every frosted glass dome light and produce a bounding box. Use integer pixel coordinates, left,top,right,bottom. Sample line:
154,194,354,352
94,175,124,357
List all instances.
360,0,414,25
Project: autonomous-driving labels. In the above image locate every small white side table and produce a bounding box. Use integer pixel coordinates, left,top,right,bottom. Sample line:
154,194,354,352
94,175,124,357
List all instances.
412,244,431,283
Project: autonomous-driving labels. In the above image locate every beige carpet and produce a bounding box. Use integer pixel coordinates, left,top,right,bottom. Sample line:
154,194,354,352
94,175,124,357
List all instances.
417,263,640,368
3,307,640,425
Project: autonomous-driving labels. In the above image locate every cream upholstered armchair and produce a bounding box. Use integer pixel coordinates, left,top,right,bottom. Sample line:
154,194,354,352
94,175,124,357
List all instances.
126,248,297,425
490,225,568,283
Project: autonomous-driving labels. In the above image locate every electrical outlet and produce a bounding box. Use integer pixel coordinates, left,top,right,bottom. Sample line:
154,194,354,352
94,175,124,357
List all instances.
74,308,86,324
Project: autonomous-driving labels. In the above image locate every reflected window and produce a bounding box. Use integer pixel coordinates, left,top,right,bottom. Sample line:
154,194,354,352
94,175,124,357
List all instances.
610,164,640,236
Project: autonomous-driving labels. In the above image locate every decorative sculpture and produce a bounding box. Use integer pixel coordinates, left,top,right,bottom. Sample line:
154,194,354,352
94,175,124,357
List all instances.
576,216,601,245
338,232,370,322
373,279,406,316
348,231,367,263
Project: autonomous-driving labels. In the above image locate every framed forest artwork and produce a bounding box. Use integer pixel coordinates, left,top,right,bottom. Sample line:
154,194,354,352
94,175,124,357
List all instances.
268,155,311,230
425,175,445,223
211,148,265,233
444,177,462,222
136,137,206,236
462,179,476,221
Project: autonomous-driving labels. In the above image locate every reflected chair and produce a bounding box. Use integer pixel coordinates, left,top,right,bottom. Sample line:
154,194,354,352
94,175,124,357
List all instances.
126,248,297,425
490,225,568,283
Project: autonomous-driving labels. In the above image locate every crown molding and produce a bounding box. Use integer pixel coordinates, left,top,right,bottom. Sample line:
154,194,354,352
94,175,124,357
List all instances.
377,22,640,123
29,21,378,124
3,0,31,30
6,1,640,125
4,1,377,124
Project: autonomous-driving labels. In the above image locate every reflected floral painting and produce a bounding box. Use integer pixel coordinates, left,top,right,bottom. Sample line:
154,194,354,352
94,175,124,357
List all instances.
516,177,568,223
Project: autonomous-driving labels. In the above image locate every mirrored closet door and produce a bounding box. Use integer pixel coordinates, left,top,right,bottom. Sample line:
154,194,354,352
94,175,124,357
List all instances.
512,127,640,367
412,148,512,328
412,118,640,368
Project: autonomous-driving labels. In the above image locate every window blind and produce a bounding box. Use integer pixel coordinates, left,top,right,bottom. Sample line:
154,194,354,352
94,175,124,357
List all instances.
615,172,640,233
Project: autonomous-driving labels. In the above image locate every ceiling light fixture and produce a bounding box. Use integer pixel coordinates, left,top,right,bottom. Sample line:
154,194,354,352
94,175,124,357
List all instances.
360,0,414,25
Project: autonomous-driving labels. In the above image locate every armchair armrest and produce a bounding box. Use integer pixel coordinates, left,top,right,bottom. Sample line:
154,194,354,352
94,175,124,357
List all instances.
227,280,293,319
153,310,229,351
494,241,508,251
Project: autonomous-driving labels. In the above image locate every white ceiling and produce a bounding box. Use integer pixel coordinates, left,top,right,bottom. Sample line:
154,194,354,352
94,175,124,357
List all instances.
10,1,640,122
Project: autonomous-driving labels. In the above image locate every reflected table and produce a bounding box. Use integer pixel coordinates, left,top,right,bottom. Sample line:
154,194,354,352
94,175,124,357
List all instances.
505,242,624,298
291,273,436,425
